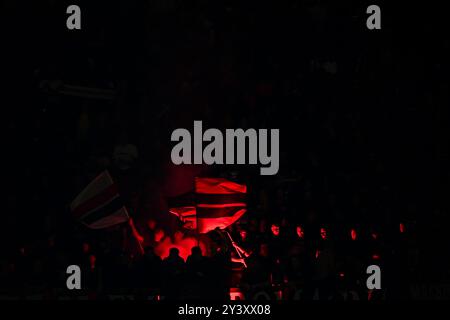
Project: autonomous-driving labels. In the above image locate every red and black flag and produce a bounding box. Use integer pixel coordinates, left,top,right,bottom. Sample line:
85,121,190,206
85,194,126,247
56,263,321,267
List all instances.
169,177,247,233
70,171,130,229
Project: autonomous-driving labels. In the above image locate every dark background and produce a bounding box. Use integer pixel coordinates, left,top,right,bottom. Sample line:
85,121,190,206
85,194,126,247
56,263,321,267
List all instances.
1,0,449,297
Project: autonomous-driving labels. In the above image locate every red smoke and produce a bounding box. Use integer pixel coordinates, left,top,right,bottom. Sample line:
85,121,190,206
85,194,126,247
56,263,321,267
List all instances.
154,231,207,261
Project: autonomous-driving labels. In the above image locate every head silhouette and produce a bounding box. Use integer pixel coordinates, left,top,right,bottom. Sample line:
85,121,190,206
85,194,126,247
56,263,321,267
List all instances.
191,246,202,257
169,247,180,257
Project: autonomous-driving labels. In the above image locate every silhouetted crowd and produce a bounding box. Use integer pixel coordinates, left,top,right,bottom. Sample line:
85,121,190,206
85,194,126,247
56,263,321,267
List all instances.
0,214,416,300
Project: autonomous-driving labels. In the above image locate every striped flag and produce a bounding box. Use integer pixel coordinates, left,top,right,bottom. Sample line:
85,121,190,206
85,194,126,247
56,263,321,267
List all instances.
169,177,247,233
169,206,197,230
70,171,130,229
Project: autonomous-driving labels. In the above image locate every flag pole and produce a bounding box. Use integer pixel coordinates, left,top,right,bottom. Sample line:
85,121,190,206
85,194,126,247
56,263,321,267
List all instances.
105,170,144,254
126,210,145,255
226,231,247,269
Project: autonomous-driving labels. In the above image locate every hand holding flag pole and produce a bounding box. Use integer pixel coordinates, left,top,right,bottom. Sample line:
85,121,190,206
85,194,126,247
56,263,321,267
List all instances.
168,177,248,266
128,216,145,255
71,170,145,255
226,231,248,268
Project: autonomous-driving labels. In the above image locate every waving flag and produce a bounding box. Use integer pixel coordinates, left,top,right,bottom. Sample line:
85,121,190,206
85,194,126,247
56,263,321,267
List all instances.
169,205,197,229
169,177,247,233
70,171,130,229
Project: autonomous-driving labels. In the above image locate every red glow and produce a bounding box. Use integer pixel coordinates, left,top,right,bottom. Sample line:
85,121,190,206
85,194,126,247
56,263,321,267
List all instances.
197,209,246,233
315,250,320,259
296,225,305,239
371,232,378,240
154,229,166,242
339,272,345,278
154,232,207,261
129,218,144,244
147,219,156,230
271,224,280,237
372,254,380,260
350,229,357,241
195,177,247,194
400,223,405,233
196,203,247,208
320,227,327,240
239,230,248,241
230,288,245,300
169,207,197,229
169,177,248,234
